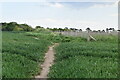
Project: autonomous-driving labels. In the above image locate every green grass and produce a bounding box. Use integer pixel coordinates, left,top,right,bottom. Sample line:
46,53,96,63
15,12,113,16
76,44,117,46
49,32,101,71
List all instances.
2,31,87,78
2,30,118,78
2,31,52,78
3,53,38,78
48,40,118,78
93,34,118,43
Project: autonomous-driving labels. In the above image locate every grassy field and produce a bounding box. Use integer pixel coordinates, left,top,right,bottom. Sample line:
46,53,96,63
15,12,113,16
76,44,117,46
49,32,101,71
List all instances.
2,30,118,78
48,35,118,78
2,30,83,78
2,31,52,78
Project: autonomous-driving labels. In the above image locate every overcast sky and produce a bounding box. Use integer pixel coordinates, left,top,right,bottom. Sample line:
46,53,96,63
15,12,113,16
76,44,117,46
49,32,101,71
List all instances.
1,0,118,30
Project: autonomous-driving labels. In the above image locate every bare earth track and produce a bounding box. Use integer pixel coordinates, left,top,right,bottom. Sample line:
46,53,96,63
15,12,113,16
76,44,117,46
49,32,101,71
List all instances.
35,43,59,78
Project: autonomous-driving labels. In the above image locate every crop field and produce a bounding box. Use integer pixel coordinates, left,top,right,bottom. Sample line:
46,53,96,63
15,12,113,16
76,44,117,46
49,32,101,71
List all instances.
2,30,79,78
48,36,118,78
2,30,119,78
2,31,52,78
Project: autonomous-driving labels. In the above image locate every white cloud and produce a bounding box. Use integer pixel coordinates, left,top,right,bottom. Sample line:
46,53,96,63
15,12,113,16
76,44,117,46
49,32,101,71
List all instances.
44,2,64,8
50,3,64,8
90,1,118,8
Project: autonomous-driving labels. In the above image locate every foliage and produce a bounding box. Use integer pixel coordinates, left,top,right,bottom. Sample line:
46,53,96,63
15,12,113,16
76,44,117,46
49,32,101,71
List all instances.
35,26,42,29
33,28,51,34
1,22,33,31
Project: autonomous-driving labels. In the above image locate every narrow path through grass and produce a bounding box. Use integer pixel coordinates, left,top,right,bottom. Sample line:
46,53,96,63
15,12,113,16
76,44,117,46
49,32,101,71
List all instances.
35,43,59,78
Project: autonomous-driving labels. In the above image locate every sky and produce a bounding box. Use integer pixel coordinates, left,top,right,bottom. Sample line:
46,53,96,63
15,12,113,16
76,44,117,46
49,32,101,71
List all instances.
0,0,118,31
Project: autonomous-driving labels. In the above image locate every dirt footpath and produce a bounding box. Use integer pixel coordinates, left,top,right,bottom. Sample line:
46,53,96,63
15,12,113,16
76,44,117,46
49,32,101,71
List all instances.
35,43,59,78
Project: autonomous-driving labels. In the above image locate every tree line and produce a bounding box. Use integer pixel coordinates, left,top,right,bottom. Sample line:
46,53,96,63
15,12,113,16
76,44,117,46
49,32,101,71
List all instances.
1,22,33,31
1,22,82,32
1,22,118,32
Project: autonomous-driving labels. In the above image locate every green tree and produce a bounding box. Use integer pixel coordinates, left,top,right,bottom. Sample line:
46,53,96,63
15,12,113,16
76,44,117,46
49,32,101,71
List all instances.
6,22,18,31
35,26,42,29
20,24,33,31
13,26,23,31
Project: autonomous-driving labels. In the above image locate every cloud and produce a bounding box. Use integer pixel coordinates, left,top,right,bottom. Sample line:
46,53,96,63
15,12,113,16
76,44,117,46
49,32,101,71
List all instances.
46,2,118,10
50,3,64,8
40,2,118,9
42,2,64,8
90,1,118,8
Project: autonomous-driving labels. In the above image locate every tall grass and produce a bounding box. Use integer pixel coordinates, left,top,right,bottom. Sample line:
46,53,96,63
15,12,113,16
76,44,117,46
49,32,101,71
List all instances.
48,35,118,78
2,31,51,78
3,30,118,78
